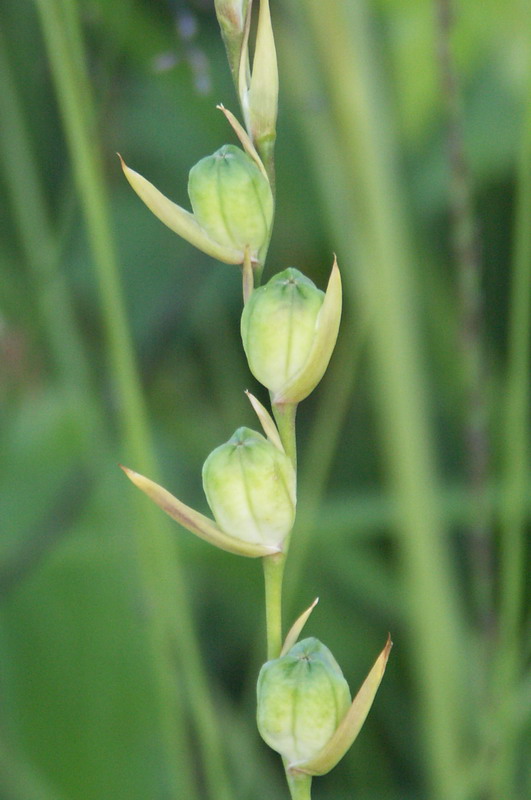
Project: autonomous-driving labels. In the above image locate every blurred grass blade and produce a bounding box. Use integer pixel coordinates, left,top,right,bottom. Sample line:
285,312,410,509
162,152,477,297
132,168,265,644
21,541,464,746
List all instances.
32,1,233,798
493,26,531,798
293,635,392,776
0,24,106,462
290,1,469,796
0,730,68,800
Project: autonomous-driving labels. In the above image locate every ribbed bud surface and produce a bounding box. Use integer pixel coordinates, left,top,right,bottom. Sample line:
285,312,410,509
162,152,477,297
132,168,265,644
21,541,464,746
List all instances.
188,145,273,261
257,637,351,764
202,427,295,548
241,268,324,396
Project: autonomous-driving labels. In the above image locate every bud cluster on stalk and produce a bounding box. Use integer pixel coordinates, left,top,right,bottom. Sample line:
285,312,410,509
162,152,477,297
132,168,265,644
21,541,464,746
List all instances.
120,2,390,796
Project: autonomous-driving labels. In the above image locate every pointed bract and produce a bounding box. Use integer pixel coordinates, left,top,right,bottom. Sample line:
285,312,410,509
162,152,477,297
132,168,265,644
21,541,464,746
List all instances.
120,465,277,558
247,0,278,174
216,104,268,179
280,598,319,657
245,390,284,452
119,156,243,264
290,635,393,775
278,257,342,404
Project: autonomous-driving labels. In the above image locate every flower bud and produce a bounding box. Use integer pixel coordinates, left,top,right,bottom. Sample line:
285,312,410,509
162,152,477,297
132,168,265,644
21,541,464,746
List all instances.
202,427,295,549
241,261,342,403
215,1,250,86
188,144,273,263
257,638,351,765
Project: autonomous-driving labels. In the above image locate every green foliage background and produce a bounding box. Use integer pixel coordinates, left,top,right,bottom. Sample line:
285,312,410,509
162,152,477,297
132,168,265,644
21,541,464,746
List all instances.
0,1,529,799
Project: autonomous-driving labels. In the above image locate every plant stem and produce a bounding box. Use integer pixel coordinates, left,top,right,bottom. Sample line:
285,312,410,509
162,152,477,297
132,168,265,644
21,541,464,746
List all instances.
435,0,493,641
286,770,312,800
491,24,531,798
272,401,298,471
262,401,297,662
263,552,287,659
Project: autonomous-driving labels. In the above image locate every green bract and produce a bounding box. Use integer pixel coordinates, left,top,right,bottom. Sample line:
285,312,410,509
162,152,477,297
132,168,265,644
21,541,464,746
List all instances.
202,427,295,548
257,638,351,765
241,262,342,404
188,144,273,263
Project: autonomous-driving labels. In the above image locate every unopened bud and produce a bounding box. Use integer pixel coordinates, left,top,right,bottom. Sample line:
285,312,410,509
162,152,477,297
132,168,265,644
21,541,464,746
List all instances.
241,261,342,403
202,427,295,549
257,638,351,765
188,144,273,264
215,0,250,85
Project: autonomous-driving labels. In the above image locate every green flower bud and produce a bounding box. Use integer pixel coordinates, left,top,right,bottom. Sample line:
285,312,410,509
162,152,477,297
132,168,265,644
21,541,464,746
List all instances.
202,427,295,549
241,262,342,403
215,1,250,87
188,144,273,263
257,638,351,766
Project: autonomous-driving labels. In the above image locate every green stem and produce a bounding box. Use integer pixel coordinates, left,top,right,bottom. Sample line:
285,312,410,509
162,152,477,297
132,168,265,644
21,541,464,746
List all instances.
435,0,492,639
262,401,297,662
262,552,287,660
272,401,298,471
286,770,312,800
491,25,531,798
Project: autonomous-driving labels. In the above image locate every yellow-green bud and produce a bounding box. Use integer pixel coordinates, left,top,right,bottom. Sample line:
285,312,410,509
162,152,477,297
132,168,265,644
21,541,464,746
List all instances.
241,264,342,403
257,638,351,765
202,427,295,549
215,1,250,86
188,144,273,263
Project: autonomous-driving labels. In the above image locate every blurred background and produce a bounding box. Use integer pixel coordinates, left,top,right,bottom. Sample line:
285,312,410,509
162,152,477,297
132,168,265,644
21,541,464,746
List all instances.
0,1,529,798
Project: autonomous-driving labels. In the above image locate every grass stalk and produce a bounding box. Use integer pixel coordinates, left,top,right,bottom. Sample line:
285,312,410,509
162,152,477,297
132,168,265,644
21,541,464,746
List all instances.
491,29,531,798
278,19,368,608
435,0,493,640
0,728,68,800
292,1,468,796
0,25,105,461
33,2,233,797
263,553,287,659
